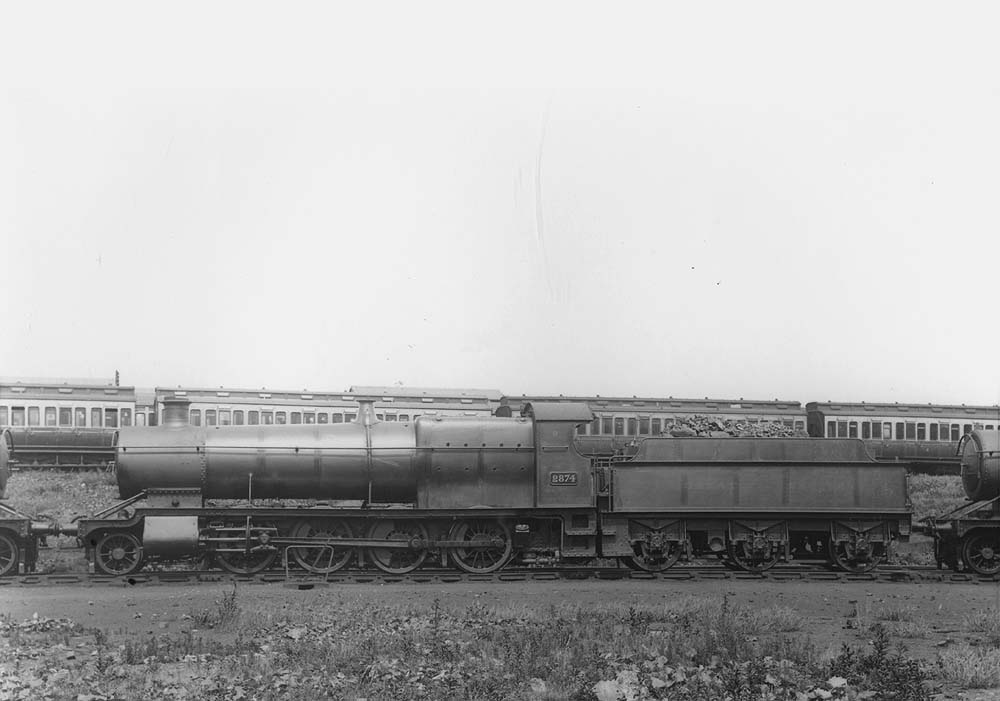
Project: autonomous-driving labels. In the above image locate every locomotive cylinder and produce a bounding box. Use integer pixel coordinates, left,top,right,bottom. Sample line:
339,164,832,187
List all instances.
960,430,1000,501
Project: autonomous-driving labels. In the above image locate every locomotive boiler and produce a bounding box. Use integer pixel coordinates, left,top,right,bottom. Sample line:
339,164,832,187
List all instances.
73,398,914,577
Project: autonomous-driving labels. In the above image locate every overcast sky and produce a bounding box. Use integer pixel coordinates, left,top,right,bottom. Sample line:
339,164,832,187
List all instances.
3,3,999,406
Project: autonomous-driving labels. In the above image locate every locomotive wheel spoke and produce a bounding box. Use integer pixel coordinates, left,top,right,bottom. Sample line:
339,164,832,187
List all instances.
0,533,20,576
726,539,779,573
830,538,883,573
214,521,278,574
365,520,428,574
290,519,354,573
449,520,513,574
627,540,681,573
962,533,1000,575
95,532,144,576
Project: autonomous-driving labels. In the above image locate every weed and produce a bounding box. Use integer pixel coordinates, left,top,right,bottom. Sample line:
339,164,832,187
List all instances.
938,644,1000,688
827,623,930,700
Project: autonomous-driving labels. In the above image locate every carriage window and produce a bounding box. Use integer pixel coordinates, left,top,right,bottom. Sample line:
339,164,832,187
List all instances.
105,409,118,427
614,417,625,436
331,413,344,423
939,423,950,441
248,411,259,425
576,423,587,435
826,421,836,437
895,422,904,440
917,423,926,440
639,418,650,434
385,414,397,422
262,411,274,425
862,422,871,439
275,412,286,425
989,425,996,431
951,424,960,441
964,424,972,435
121,409,131,427
930,424,938,440
317,413,328,424
43,407,56,426
904,423,916,439
75,408,87,426
234,410,244,425
135,413,146,426
400,414,409,422
974,423,984,430
205,410,217,426
627,418,637,435
837,420,848,438
304,412,316,424
870,422,881,439
602,417,613,434
848,421,858,438
651,418,662,434
11,407,25,426
59,408,72,426
91,408,102,426
290,412,302,424
590,418,600,434
218,410,231,426
190,409,201,426
28,407,40,426
0,407,8,425
345,413,356,423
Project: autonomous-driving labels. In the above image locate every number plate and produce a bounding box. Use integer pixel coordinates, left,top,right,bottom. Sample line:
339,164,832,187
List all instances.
549,472,578,486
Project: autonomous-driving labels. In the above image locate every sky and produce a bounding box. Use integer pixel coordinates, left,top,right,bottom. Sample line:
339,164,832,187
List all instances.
3,3,1000,406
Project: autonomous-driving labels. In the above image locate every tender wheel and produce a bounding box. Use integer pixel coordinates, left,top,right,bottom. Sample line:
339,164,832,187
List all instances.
830,538,884,573
0,533,20,576
95,532,144,576
727,538,779,573
365,520,428,574
214,521,278,574
290,519,355,573
627,540,681,573
962,532,1000,575
449,520,513,574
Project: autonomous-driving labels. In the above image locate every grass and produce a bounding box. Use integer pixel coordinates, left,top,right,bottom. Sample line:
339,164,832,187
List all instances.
0,591,936,701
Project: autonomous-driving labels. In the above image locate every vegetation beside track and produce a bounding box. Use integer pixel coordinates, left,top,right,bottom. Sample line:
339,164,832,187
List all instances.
0,587,949,700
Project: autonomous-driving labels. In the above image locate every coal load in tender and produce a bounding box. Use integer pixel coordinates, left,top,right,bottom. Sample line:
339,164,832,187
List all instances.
664,415,807,438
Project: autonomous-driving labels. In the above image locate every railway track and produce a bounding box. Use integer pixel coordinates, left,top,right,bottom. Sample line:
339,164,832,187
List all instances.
1,564,996,587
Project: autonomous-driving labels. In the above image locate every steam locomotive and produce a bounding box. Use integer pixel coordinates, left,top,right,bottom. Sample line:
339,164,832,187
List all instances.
62,398,910,577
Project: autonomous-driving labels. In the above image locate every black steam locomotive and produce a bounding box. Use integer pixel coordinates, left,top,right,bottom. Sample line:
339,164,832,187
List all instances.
62,398,909,577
